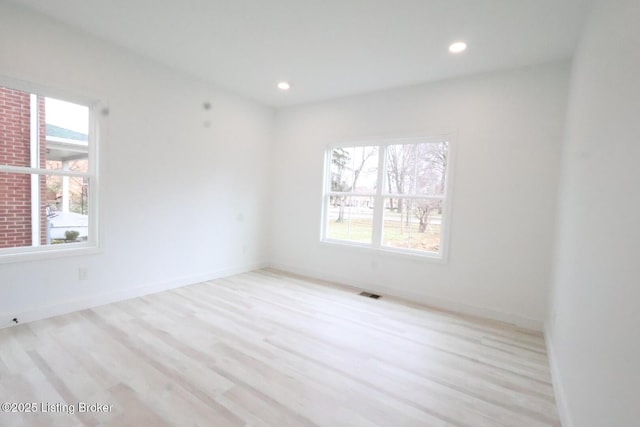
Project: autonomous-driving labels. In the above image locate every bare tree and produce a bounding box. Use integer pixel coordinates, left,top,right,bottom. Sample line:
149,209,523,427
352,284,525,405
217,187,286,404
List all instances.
331,148,350,222
415,200,442,232
351,146,377,191
386,144,417,215
331,146,377,223
386,169,394,210
413,141,448,233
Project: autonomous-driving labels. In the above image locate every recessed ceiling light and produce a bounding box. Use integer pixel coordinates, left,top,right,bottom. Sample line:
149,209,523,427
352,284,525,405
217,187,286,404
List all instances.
449,42,467,53
277,81,291,90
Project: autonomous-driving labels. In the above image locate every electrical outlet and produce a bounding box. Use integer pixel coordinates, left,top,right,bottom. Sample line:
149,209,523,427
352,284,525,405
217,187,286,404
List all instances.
79,268,89,281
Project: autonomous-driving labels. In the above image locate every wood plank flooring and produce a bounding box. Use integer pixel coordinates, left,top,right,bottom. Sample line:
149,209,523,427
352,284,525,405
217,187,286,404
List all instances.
0,269,560,426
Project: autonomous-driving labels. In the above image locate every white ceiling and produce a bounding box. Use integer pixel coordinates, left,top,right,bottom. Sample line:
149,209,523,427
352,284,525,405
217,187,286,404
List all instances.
10,0,589,107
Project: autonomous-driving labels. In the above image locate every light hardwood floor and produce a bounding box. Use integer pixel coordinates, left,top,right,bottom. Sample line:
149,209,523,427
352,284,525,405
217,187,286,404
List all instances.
0,269,560,426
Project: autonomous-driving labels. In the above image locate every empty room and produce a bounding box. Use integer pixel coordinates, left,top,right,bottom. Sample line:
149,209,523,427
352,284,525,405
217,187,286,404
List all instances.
0,0,638,426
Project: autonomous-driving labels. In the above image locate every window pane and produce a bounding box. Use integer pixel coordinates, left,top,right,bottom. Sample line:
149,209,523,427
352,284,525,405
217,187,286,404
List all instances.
46,173,90,244
0,86,36,168
350,146,378,194
44,97,89,171
330,147,354,191
326,195,374,244
1,89,90,172
385,144,415,195
382,198,443,253
385,142,448,196
330,146,378,193
0,172,90,249
414,141,448,196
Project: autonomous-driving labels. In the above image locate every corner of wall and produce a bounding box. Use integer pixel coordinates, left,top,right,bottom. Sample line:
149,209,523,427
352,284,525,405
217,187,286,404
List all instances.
544,322,573,427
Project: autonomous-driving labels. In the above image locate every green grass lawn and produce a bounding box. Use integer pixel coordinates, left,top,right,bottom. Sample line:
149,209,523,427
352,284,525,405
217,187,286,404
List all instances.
327,207,441,253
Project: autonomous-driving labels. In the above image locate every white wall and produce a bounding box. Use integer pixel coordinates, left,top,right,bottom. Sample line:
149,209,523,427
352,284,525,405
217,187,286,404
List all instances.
270,62,570,329
547,0,640,425
0,2,274,326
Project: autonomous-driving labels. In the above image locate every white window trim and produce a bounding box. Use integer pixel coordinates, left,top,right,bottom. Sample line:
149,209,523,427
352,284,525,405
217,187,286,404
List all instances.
0,75,103,263
29,93,41,246
320,135,455,262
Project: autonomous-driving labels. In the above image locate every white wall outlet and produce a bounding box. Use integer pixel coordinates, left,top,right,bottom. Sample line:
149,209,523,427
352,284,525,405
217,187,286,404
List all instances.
78,268,89,281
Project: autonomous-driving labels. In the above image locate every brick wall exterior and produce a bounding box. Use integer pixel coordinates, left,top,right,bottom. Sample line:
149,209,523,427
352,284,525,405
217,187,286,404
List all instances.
0,87,47,249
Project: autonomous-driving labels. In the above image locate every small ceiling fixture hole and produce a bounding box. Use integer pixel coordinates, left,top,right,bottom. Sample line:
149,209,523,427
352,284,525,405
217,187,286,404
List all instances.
359,291,381,299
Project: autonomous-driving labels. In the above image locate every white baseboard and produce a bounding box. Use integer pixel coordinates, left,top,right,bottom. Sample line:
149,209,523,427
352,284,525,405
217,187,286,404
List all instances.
2,261,268,329
269,261,543,331
544,323,573,427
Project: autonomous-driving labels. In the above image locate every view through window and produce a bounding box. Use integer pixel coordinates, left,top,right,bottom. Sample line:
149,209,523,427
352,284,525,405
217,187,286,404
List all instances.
323,138,451,257
0,84,95,255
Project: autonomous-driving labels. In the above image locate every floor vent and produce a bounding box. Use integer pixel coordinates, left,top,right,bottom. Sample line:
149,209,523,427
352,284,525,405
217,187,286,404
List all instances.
359,291,381,299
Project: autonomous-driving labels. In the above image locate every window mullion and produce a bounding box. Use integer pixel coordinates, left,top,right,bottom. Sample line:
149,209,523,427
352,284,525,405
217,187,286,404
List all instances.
322,148,331,240
326,191,376,197
371,145,386,247
0,165,92,177
29,94,41,247
378,194,446,200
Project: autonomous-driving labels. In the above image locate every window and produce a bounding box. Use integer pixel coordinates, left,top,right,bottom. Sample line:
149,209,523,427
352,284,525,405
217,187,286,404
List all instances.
322,137,452,259
0,81,99,260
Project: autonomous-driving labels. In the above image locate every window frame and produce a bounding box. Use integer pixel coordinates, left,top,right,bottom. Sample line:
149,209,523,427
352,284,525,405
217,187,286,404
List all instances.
0,75,102,263
321,135,454,262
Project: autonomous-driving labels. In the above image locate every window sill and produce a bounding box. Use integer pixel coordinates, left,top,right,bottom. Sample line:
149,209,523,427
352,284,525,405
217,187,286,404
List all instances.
319,239,448,264
0,244,102,264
